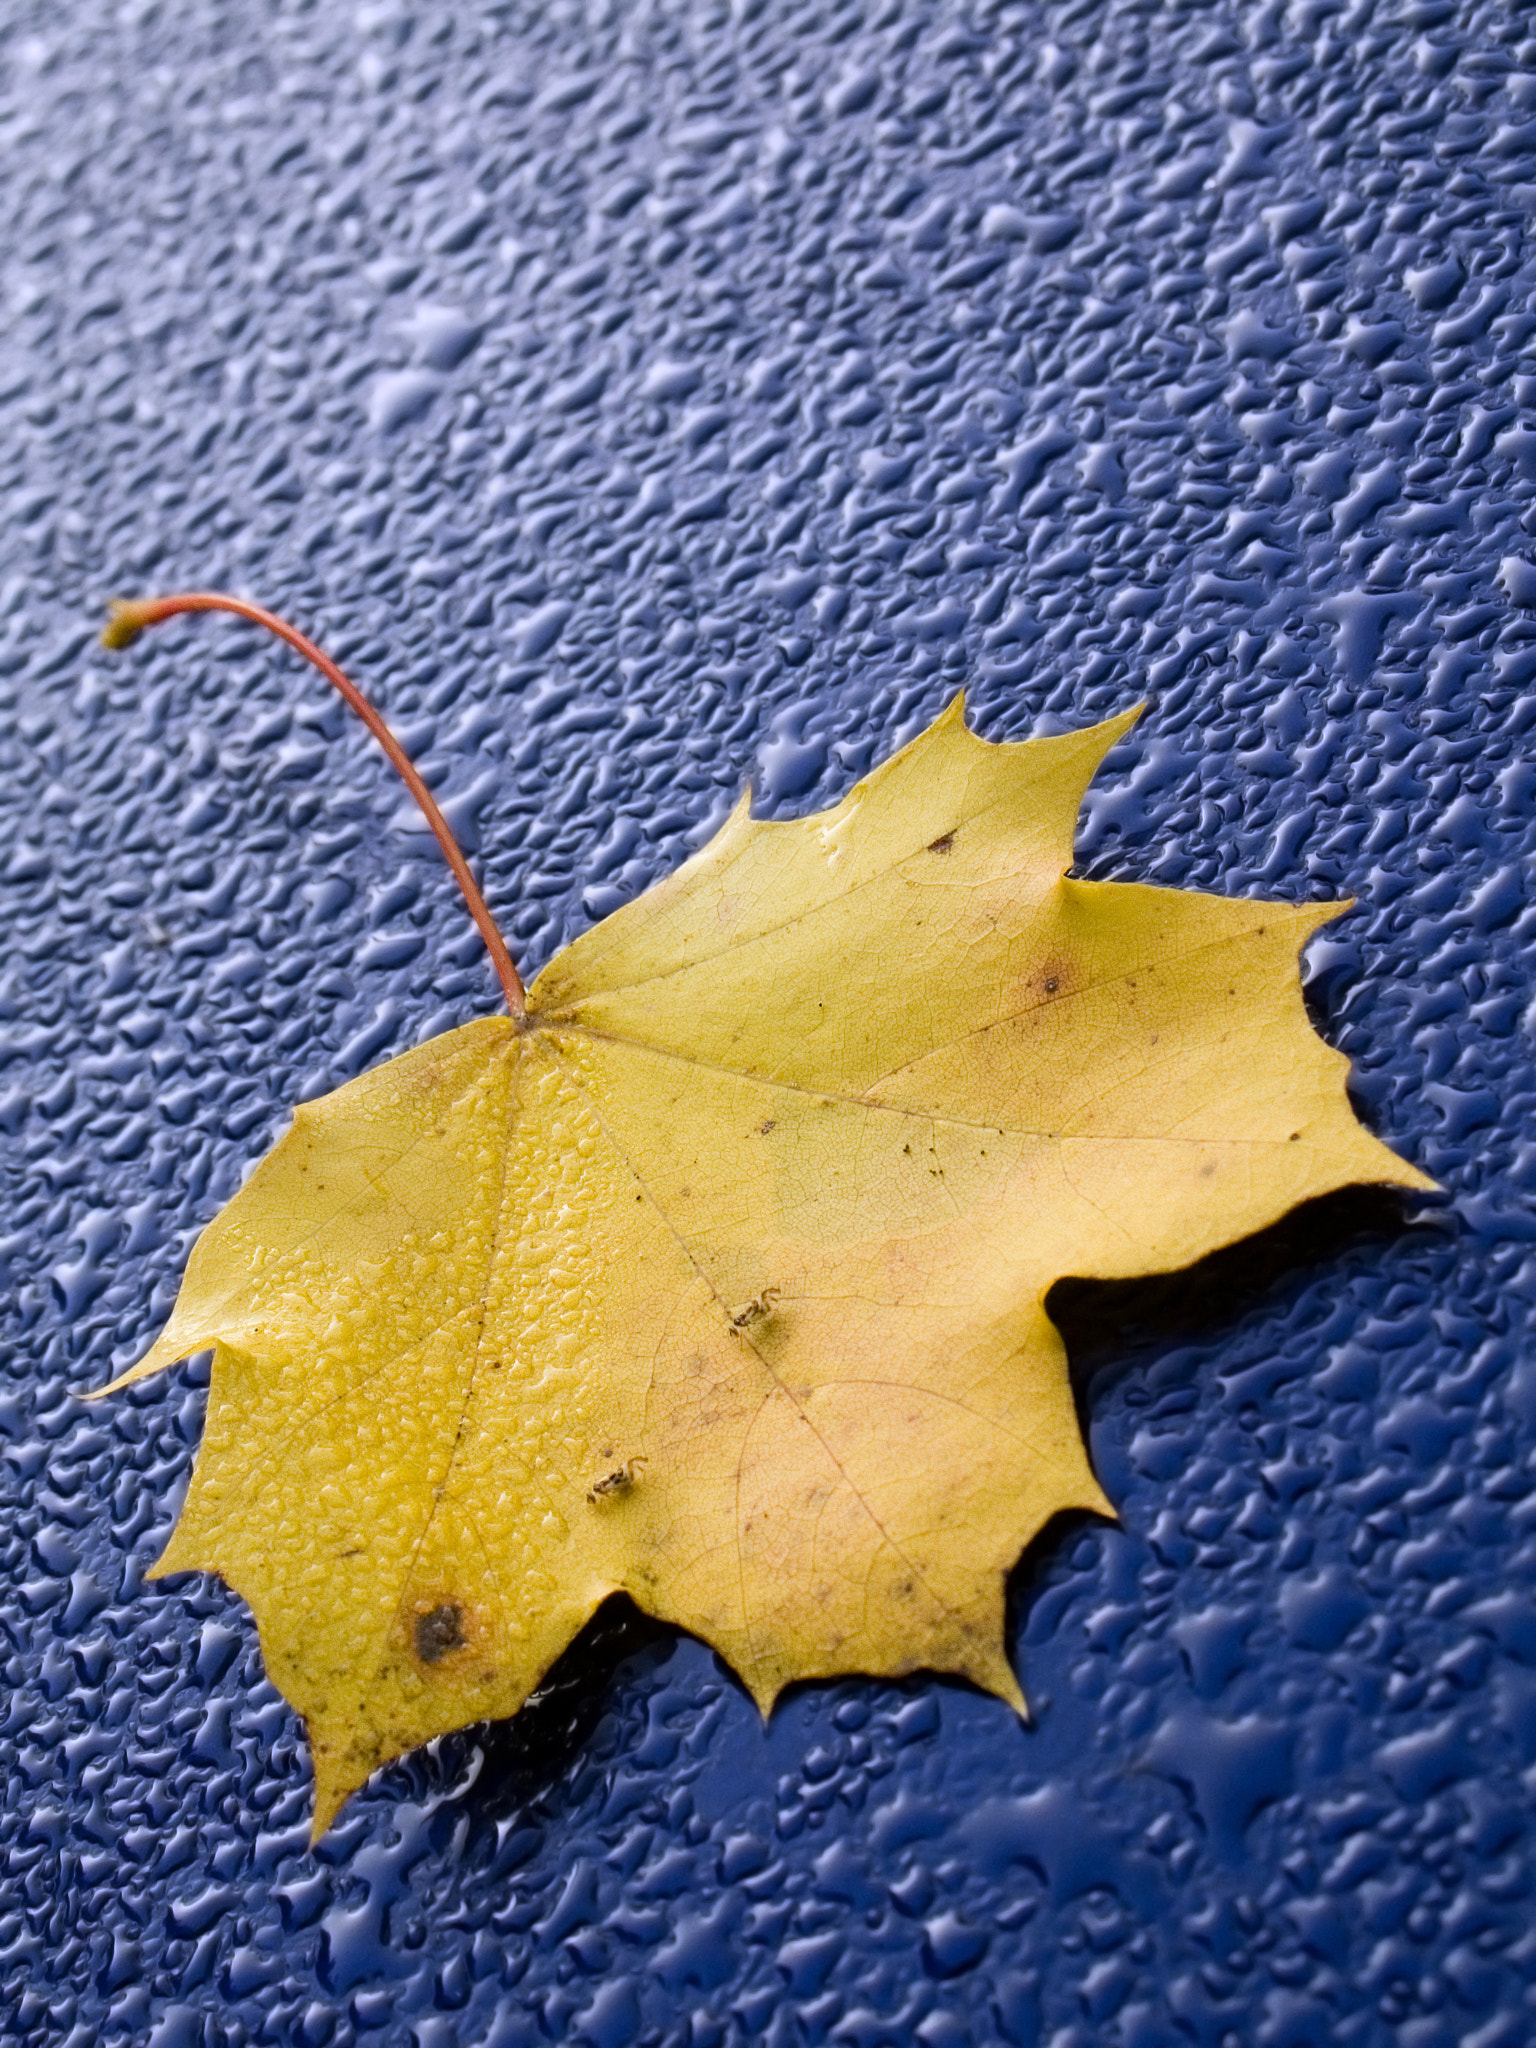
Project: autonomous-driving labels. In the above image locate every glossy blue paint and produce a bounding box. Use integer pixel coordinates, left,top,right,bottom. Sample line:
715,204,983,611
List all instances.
2,2,1535,2043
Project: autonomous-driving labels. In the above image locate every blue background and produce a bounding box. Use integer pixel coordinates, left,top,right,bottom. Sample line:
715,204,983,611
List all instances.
3,1,1536,2043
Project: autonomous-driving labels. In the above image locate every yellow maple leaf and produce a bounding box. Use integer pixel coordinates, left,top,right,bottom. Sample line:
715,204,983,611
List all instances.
99,595,1429,1838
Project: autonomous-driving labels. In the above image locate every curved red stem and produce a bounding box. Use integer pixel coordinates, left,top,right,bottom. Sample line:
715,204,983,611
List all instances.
102,592,526,1018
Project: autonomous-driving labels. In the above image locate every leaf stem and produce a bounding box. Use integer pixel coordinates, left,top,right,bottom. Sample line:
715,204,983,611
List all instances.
102,592,526,1019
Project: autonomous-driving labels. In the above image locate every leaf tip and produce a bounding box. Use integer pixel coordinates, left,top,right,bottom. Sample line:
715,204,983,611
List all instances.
1055,698,1146,791
1081,1478,1119,1524
85,1362,149,1402
1384,1155,1442,1198
987,1662,1030,1723
743,1671,780,1723
1299,896,1355,932
1095,699,1146,744
308,1803,342,1848
89,1336,185,1400
309,1755,363,1844
145,1526,196,1580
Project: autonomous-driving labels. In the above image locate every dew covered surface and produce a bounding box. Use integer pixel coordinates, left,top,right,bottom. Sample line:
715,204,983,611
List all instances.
2,0,1536,2042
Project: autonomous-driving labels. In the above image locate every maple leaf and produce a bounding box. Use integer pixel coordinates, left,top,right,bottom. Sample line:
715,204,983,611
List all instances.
98,595,1430,1837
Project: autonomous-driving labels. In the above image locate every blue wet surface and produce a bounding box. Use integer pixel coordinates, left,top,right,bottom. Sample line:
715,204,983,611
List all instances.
2,0,1536,2042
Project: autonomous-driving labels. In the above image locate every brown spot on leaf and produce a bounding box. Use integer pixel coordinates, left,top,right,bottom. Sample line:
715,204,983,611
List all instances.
1011,955,1077,1012
927,831,955,854
414,1604,466,1664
